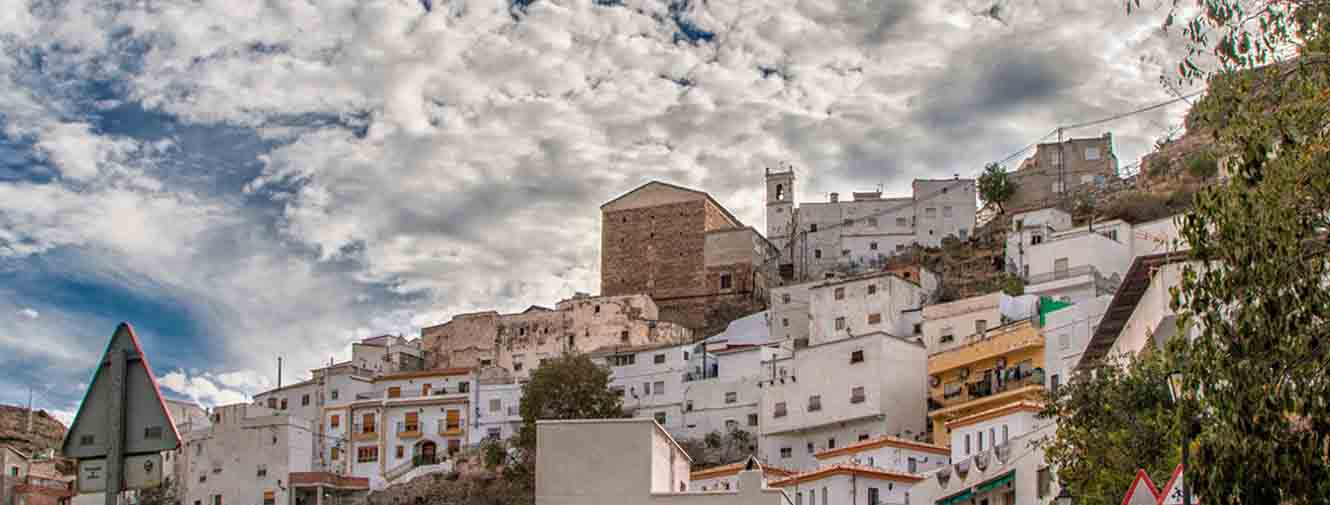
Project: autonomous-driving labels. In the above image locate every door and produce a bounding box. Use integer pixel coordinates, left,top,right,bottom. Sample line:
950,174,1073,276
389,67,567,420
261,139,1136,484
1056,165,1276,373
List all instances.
418,440,437,465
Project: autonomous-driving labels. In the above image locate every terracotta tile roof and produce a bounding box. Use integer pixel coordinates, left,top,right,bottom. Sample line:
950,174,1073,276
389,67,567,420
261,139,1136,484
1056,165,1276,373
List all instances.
768,464,925,487
690,461,796,480
943,401,1044,430
373,368,473,381
815,435,950,460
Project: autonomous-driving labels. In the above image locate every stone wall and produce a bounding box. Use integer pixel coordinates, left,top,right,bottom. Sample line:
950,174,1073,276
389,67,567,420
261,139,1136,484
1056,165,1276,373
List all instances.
602,200,709,300
1009,135,1118,210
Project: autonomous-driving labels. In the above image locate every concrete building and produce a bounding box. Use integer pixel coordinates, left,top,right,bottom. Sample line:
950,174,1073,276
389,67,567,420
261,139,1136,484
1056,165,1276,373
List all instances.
814,435,950,475
1,445,72,505
350,335,427,376
323,369,473,488
1041,295,1112,395
921,292,1037,355
592,342,697,434
690,462,795,492
677,344,786,441
470,367,523,445
182,404,325,505
769,464,923,505
421,293,693,372
909,422,1062,505
1077,253,1194,372
1008,133,1119,210
1020,219,1132,305
1004,208,1074,275
771,271,933,348
601,181,781,335
925,318,1045,446
535,418,788,505
759,332,929,471
765,167,978,282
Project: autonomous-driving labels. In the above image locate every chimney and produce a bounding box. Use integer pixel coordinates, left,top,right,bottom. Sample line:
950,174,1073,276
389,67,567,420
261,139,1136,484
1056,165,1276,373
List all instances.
830,192,839,203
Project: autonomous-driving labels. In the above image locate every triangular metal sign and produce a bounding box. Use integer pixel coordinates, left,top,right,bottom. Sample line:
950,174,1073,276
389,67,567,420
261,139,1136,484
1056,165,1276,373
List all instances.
1157,463,1192,505
1122,469,1160,505
61,322,180,459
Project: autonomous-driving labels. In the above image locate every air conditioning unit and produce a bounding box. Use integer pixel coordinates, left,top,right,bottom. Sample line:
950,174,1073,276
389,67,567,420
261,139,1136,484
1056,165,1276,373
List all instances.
959,368,970,380
929,375,941,388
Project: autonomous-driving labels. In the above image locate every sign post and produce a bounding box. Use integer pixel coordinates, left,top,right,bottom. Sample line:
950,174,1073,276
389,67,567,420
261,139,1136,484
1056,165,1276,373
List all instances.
61,323,181,505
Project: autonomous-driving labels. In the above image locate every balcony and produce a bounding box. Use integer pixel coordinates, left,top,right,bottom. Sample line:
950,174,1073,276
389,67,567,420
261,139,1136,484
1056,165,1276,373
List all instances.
438,419,465,437
397,421,421,439
928,320,1041,374
357,387,468,400
1023,265,1100,286
351,423,378,441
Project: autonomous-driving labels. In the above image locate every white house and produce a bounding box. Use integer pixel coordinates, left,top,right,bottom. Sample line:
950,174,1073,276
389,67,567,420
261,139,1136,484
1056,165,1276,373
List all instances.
471,367,524,445
1021,219,1133,304
1005,208,1074,274
592,342,696,434
807,272,930,346
909,415,1062,505
921,293,1038,354
769,464,923,505
759,332,928,471
182,404,316,505
677,344,783,441
765,168,978,282
535,419,788,505
813,435,950,475
1041,294,1112,394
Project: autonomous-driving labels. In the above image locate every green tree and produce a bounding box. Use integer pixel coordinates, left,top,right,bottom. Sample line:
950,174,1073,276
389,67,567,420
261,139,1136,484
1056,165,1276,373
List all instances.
1042,349,1182,505
977,162,1017,214
516,353,625,453
1131,1,1330,503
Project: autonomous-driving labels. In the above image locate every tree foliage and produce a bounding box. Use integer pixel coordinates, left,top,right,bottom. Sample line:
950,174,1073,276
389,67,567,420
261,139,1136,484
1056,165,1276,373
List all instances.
516,352,625,452
978,162,1017,213
1131,1,1330,503
1042,349,1182,505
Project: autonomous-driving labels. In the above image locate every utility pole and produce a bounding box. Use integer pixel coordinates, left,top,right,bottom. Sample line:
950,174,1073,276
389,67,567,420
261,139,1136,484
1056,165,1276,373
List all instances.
26,386,33,433
1057,127,1066,204
277,356,283,390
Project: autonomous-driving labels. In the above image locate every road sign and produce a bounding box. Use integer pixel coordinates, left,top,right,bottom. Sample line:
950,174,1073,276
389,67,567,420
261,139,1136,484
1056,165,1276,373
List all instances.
1122,469,1160,505
1157,463,1195,505
77,454,163,493
61,322,181,502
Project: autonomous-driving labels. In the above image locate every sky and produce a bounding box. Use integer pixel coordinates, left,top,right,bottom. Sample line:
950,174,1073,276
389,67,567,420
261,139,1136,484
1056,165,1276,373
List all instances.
0,0,1199,425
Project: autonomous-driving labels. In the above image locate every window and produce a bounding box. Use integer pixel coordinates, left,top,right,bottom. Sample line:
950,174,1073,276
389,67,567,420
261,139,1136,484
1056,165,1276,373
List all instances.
212,495,221,505
943,206,953,217
362,413,376,434
978,430,985,451
620,331,630,343
459,381,470,393
446,409,462,431
896,244,905,251
199,475,206,484
940,333,954,344
826,438,836,449
1051,374,1061,395
867,217,878,226
843,219,853,226
267,398,277,409
1003,425,1009,443
782,318,789,327
869,242,878,251
685,400,693,412
1031,233,1043,245
331,447,340,461
279,399,287,410
807,395,822,412
653,353,667,364
609,354,635,366
422,383,432,396
868,487,880,505
809,489,815,505
841,249,850,257
747,414,758,426
776,184,785,201
725,392,737,404
859,433,870,441
796,492,804,505
331,389,338,400
403,412,420,433
1037,467,1052,497
908,457,918,473
487,428,502,440
780,447,792,458
720,274,733,289
814,249,822,259
991,428,997,447
774,402,787,418
959,228,968,239
725,419,739,431
975,319,987,335
851,386,865,404
822,487,829,505
1054,257,1070,275
263,491,274,505
1085,146,1101,160
782,293,791,304
301,394,310,406
388,387,401,398
806,442,815,454
594,305,601,313
867,313,882,325
834,287,845,300
514,362,523,371
357,447,379,463
653,381,665,395
965,434,971,455
835,317,846,330
809,224,818,232
925,207,937,217
330,415,340,429
896,217,908,227
490,399,502,413
850,350,864,363
395,446,404,459
867,284,877,295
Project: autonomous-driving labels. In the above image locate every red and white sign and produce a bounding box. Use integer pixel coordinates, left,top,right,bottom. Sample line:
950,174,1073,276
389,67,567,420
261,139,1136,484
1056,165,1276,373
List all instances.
1121,469,1160,505
1157,464,1193,505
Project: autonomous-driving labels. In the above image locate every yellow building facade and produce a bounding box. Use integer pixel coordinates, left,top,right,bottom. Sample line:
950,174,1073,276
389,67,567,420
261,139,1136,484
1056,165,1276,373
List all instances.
926,319,1045,445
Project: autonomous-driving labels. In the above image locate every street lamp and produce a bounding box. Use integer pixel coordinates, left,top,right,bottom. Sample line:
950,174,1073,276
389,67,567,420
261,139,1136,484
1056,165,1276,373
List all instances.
1054,486,1075,505
1165,370,1191,505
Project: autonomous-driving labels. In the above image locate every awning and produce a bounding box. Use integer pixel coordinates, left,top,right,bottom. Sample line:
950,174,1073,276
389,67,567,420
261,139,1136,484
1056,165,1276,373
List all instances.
976,470,1016,493
936,489,973,505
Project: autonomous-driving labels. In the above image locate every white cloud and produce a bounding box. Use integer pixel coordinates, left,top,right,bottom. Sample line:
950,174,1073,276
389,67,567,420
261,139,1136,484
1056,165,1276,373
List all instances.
18,308,39,320
159,370,253,408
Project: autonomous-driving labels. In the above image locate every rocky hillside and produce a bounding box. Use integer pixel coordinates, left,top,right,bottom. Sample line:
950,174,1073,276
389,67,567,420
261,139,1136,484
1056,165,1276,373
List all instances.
0,404,67,457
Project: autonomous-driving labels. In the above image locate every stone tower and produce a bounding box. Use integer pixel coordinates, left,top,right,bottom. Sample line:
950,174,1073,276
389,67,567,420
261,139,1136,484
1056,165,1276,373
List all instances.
765,165,797,279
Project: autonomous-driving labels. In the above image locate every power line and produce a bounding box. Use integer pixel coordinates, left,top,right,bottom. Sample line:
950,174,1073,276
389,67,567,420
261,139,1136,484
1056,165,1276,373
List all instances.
1060,90,1204,131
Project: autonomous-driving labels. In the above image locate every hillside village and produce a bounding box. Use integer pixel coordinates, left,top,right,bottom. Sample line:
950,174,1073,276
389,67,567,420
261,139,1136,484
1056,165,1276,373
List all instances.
0,124,1220,505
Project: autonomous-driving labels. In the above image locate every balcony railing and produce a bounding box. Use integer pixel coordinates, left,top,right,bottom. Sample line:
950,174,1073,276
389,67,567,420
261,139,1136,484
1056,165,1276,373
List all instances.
351,423,378,441
396,422,421,439
357,387,469,400
935,369,1045,407
438,419,465,436
1024,265,1100,286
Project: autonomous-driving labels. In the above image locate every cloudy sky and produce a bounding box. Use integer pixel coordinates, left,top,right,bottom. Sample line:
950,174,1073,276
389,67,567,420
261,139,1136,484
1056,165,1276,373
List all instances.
0,0,1197,423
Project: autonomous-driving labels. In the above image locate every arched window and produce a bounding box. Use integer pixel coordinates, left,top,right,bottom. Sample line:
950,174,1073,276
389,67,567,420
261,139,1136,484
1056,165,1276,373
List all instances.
775,184,785,201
